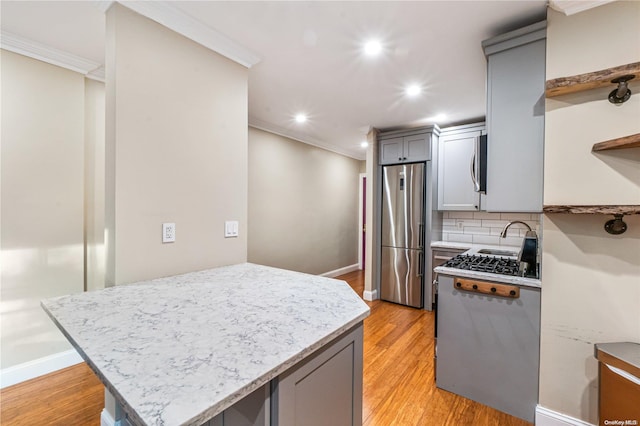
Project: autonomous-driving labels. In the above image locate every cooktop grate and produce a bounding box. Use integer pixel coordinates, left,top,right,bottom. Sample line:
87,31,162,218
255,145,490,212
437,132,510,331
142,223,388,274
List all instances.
443,254,520,276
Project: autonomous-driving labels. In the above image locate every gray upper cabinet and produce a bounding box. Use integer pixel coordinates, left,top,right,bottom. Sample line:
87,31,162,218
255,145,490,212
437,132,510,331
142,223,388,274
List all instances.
437,123,485,211
379,128,436,165
482,22,546,212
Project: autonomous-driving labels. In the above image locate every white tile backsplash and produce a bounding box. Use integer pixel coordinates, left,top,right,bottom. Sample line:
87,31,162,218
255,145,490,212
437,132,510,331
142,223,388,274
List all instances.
445,233,473,243
443,211,541,247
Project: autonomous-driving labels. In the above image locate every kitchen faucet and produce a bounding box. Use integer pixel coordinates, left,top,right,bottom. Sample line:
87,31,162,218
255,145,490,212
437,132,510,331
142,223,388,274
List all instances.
500,221,538,278
500,220,532,237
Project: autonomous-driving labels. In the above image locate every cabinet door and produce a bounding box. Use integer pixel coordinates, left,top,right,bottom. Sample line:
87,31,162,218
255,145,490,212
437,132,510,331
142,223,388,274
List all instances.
379,137,403,164
438,131,481,210
274,325,363,426
404,133,430,162
209,385,269,426
485,38,545,212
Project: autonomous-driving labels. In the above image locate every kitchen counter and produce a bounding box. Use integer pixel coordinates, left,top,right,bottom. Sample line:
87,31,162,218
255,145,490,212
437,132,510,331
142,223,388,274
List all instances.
431,240,521,252
41,263,370,426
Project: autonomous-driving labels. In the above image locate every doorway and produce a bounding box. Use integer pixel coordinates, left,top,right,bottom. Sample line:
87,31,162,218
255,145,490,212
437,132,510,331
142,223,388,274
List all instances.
358,173,366,270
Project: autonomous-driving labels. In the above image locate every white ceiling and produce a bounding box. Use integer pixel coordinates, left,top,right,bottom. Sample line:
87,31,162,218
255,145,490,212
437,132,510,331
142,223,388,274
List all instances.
1,1,548,159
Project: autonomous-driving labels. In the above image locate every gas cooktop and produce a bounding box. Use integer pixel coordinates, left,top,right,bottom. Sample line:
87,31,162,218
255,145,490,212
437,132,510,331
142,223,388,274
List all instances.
443,254,520,276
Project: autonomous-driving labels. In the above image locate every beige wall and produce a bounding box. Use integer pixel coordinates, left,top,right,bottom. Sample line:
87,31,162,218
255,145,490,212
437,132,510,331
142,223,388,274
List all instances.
84,79,106,292
248,127,361,275
0,51,85,368
544,2,640,205
105,5,248,285
540,3,640,423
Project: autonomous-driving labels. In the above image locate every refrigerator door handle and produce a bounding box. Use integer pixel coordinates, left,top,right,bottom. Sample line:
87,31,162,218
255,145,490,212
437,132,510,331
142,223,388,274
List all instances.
418,223,424,249
418,251,424,277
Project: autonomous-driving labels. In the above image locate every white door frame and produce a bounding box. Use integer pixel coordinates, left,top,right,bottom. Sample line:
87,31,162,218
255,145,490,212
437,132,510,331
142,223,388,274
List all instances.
358,173,366,270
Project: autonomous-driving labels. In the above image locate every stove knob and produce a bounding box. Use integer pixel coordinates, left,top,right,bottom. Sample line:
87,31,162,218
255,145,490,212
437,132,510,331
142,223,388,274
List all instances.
472,284,478,290
491,287,497,293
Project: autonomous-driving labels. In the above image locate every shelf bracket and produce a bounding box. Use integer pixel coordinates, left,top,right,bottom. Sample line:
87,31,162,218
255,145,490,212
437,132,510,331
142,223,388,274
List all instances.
604,214,627,235
608,75,634,104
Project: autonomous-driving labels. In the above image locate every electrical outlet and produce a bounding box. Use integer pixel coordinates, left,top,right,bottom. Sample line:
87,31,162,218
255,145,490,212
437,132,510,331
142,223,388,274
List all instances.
162,223,176,243
225,221,239,238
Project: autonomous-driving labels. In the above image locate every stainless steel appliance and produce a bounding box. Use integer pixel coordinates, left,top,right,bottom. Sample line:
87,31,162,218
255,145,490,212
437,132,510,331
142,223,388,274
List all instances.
380,163,425,308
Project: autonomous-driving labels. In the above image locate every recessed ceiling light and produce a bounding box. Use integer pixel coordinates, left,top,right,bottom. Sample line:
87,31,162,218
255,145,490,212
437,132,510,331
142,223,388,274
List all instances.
364,40,382,56
295,114,307,123
360,141,369,148
405,84,422,97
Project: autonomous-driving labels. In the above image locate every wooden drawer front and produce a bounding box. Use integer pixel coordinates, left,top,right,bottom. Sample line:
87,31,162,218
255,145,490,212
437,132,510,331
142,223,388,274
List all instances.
453,277,520,298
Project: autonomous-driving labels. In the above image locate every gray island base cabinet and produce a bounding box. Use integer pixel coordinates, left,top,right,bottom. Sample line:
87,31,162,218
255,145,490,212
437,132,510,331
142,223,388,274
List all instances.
41,263,370,426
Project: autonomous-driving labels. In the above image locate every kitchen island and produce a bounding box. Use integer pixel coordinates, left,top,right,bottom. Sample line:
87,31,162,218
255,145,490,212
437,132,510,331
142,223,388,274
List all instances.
42,263,370,426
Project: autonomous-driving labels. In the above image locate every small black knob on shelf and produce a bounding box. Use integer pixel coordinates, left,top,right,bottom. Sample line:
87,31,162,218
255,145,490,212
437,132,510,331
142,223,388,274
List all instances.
456,282,462,288
510,290,516,296
398,157,402,161
472,284,478,290
491,287,497,293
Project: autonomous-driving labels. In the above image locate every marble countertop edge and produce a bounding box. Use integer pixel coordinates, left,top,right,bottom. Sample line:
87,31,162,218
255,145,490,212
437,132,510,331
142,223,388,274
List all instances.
184,315,368,426
41,301,148,426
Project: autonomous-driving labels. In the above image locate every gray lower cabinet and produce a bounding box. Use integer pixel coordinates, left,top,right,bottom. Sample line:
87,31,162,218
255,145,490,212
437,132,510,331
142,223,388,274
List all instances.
206,324,363,426
482,22,546,212
437,123,485,211
436,275,540,423
210,386,270,426
379,127,438,165
273,325,363,426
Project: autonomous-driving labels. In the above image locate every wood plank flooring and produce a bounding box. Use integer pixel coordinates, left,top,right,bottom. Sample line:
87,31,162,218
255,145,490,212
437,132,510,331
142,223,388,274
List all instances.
1,270,531,425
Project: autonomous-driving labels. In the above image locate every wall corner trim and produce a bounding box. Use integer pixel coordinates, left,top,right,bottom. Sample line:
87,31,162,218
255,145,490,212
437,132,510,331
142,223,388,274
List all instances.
0,349,83,389
363,289,378,301
535,405,595,426
114,1,261,68
320,264,360,278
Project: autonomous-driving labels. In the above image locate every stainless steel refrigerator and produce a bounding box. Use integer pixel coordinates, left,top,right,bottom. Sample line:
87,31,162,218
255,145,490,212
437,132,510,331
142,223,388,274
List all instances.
380,163,425,308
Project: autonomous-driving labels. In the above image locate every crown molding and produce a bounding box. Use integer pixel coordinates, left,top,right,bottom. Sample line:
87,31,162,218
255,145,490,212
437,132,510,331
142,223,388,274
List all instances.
548,0,616,16
114,1,261,68
1,31,102,76
86,66,106,82
249,117,365,161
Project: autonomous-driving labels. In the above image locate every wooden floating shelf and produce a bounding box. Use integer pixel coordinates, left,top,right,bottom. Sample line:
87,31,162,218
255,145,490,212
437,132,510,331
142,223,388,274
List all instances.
543,205,640,215
545,62,640,98
592,133,640,151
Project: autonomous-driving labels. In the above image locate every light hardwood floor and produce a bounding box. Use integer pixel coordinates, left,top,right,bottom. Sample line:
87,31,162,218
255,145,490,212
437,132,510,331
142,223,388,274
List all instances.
0,270,531,425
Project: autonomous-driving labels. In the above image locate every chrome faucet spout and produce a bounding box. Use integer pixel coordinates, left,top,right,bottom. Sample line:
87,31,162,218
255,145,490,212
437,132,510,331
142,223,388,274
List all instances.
500,220,532,238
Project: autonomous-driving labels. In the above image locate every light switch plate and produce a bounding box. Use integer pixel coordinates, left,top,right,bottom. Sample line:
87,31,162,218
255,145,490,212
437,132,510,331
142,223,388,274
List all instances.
225,221,239,238
162,223,176,243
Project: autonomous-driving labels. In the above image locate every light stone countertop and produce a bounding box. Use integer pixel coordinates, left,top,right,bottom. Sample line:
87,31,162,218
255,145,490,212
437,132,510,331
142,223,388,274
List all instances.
41,263,370,426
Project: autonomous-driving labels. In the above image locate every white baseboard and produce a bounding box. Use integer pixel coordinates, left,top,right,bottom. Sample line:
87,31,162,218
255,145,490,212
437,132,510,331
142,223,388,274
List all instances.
320,263,360,278
0,349,83,389
363,289,378,301
536,405,595,426
101,408,115,426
